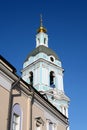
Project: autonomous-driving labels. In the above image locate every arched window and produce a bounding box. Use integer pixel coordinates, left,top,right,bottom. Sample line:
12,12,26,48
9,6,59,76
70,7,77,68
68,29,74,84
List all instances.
29,71,33,86
50,71,55,88
44,38,46,44
38,38,40,44
12,104,22,130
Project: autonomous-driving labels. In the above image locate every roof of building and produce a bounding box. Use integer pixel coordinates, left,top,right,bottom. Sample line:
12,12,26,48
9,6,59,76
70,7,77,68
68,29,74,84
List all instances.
0,55,17,73
25,45,60,61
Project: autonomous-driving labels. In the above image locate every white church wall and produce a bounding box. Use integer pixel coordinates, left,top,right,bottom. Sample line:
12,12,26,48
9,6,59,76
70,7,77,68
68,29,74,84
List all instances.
0,70,13,91
33,67,40,86
42,67,49,85
56,73,64,91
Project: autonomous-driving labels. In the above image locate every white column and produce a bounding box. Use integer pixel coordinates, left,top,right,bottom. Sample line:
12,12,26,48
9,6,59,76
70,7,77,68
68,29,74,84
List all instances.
57,74,64,91
55,125,57,130
52,124,55,130
46,120,49,130
62,107,65,115
53,76,56,86
60,106,63,114
26,98,31,130
66,107,68,118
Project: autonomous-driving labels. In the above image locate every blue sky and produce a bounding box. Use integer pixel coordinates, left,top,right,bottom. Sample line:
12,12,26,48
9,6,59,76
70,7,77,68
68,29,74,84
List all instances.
0,0,87,130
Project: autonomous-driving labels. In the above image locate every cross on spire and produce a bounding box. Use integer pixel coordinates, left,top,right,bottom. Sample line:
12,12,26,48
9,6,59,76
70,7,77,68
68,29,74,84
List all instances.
40,14,43,27
37,15,47,33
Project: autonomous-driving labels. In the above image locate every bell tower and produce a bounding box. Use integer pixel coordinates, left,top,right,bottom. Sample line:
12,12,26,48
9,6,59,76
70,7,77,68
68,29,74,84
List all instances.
21,16,70,117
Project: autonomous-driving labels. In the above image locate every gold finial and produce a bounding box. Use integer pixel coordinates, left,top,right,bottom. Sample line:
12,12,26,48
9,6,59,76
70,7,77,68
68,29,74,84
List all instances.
37,14,47,33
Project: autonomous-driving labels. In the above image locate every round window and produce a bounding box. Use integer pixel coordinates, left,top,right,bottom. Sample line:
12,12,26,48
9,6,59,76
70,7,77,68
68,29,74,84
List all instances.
50,57,54,62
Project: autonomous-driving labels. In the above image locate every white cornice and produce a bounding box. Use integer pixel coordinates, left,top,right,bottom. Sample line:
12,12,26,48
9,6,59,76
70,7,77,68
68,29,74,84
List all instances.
22,58,63,72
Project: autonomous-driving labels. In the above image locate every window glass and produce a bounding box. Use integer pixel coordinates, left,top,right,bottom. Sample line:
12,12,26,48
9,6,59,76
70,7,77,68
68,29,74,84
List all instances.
49,123,52,130
12,113,20,130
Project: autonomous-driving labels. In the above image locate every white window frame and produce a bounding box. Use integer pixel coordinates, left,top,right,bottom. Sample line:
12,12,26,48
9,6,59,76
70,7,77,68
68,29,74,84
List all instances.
12,113,20,130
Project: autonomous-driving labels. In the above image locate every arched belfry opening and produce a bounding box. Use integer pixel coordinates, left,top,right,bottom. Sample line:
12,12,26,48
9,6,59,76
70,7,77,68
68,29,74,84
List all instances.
29,71,33,86
50,71,55,88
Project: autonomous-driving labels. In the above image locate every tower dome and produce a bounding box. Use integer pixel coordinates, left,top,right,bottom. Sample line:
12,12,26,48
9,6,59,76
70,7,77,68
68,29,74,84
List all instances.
25,45,60,62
